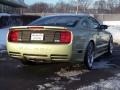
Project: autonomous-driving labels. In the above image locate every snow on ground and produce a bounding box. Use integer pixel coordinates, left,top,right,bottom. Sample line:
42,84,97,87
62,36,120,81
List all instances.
37,84,64,90
0,13,10,17
104,21,120,26
106,26,120,45
103,21,120,45
56,68,85,78
37,67,87,90
77,73,120,90
0,28,9,50
55,67,88,80
37,59,115,90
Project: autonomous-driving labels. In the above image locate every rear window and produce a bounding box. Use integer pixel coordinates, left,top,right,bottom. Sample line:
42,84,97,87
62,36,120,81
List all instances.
29,16,81,27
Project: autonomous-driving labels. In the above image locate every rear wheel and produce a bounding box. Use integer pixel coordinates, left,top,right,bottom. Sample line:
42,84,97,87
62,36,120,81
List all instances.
84,42,94,70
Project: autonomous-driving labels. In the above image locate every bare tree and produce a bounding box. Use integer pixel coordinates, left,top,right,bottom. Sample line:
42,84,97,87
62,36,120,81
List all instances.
23,2,51,13
93,0,120,14
23,0,93,14
30,3,49,13
93,0,108,14
69,0,92,13
54,1,74,13
107,0,119,13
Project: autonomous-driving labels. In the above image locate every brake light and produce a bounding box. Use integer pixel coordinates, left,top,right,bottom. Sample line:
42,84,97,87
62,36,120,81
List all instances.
8,30,19,42
60,31,71,44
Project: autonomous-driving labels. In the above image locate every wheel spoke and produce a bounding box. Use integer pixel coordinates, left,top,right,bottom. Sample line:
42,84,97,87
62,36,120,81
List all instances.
87,43,94,67
109,40,113,54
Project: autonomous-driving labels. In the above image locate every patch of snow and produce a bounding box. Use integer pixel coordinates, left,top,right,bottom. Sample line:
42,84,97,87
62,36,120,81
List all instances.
37,66,88,90
44,83,54,88
103,21,120,26
56,68,88,78
49,86,64,90
116,73,120,77
0,13,11,17
36,60,116,90
0,28,9,50
37,85,45,90
68,76,81,81
106,26,120,45
56,68,89,81
37,83,64,90
77,73,120,90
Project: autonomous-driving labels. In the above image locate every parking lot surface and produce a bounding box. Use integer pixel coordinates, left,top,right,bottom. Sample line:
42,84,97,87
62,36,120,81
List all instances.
0,45,120,90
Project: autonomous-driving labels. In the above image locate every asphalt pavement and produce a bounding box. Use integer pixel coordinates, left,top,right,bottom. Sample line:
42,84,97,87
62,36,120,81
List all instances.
0,44,120,90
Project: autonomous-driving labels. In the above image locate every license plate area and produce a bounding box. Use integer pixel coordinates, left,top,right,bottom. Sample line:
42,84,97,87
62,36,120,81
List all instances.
31,33,44,41
20,31,56,43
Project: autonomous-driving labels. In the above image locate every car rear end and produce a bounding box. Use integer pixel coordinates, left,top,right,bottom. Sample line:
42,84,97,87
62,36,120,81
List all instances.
7,26,73,62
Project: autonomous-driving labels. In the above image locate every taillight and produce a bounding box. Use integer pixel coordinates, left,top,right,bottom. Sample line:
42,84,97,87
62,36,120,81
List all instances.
60,31,71,44
8,30,19,42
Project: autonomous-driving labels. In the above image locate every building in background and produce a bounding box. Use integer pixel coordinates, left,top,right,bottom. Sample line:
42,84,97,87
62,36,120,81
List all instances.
0,0,27,14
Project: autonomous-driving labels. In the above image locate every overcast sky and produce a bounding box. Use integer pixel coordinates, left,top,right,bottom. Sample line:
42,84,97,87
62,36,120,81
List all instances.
24,0,97,6
24,0,63,5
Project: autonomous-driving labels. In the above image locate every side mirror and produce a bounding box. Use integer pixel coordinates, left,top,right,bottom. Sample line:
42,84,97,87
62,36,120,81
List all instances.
97,25,108,30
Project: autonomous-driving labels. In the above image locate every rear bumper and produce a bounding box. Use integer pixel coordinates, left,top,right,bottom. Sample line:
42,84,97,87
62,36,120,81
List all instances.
7,42,72,62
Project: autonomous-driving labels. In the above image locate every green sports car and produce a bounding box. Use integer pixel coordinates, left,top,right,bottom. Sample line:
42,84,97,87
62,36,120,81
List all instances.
7,14,113,69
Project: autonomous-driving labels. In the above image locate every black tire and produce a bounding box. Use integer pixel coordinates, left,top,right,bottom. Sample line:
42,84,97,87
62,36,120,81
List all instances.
106,37,113,55
84,42,94,70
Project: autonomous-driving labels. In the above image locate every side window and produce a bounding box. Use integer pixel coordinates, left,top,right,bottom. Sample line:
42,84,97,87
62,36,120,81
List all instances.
88,17,100,29
81,19,90,29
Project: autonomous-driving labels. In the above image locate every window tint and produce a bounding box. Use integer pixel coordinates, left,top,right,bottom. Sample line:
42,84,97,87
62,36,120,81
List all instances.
88,17,100,29
29,16,81,27
81,19,90,28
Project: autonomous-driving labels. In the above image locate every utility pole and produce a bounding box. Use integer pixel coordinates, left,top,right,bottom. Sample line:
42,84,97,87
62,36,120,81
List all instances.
75,0,79,14
119,0,120,6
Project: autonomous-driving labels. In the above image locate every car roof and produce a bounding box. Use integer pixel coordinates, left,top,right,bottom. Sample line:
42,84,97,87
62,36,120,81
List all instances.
42,13,91,18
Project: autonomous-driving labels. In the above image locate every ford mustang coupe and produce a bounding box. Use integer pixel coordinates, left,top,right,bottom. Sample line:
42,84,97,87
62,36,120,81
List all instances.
7,14,113,69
